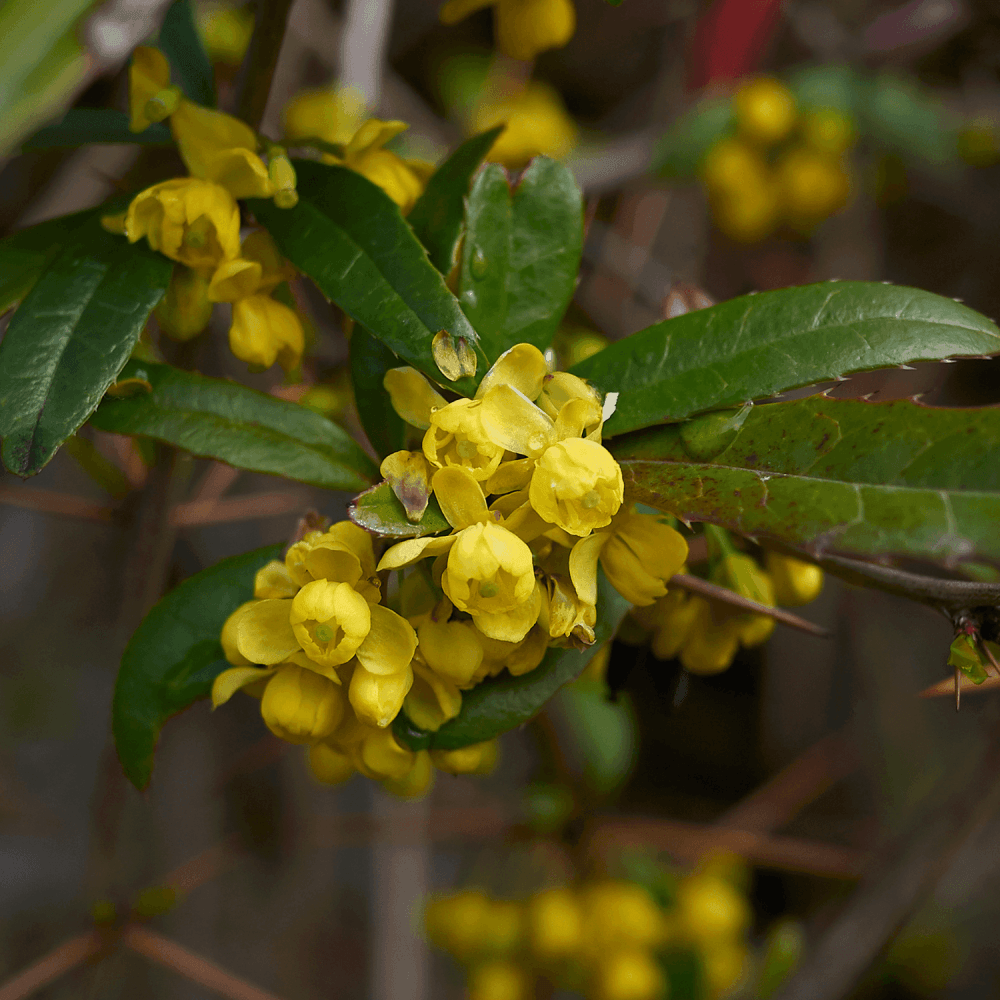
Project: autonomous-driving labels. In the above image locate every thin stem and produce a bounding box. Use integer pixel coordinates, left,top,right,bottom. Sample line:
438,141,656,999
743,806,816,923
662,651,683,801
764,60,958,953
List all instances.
0,931,104,1000
234,0,296,130
671,572,830,638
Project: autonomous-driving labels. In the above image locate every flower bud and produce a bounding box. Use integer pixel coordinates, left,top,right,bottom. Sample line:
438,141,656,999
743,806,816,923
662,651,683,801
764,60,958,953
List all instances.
527,888,582,961
155,265,214,341
468,960,529,1000
308,742,355,785
268,151,299,208
766,551,823,607
260,665,344,744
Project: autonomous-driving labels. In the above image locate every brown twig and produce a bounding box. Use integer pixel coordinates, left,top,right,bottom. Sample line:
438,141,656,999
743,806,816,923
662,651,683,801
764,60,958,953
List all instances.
0,931,104,1000
171,491,309,527
0,485,112,521
190,462,241,503
234,0,297,130
919,673,1000,698
670,572,830,637
121,926,286,1000
309,804,510,848
159,835,245,897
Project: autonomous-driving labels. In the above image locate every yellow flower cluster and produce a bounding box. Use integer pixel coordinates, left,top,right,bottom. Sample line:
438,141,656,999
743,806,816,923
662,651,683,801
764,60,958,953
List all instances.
630,550,823,676
121,47,305,370
440,0,576,62
700,76,854,242
426,865,752,1000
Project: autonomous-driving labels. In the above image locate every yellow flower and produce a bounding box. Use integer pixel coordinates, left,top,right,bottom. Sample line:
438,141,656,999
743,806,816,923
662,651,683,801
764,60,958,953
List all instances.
170,99,274,200
470,80,578,170
404,658,463,730
228,294,304,371
676,872,751,944
129,46,179,132
527,888,582,961
155,265,213,341
569,508,689,608
283,86,366,145
285,522,380,602
589,949,665,1000
417,616,485,686
467,960,529,1000
426,890,491,959
424,398,506,482
259,664,345,744
384,367,447,428
430,741,495,774
766,551,823,606
734,76,797,146
381,748,435,799
308,741,356,786
220,601,257,665
350,662,414,728
126,177,241,271
335,119,431,214
580,881,665,952
529,438,624,536
443,522,539,641
440,0,576,61
289,580,372,667
198,3,254,66
355,724,417,778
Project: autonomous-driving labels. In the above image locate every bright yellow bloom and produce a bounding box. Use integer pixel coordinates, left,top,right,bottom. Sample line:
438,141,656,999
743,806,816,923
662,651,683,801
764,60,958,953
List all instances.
382,748,435,798
417,617,484,686
424,398,506,482
154,265,213,341
426,890,491,960
430,741,494,774
384,367,447,428
526,888,582,960
285,522,380,602
308,741,356,786
290,580,371,667
580,881,665,952
129,46,178,132
734,76,797,146
334,119,431,214
467,960,529,1000
349,661,414,728
170,99,274,200
283,87,367,145
440,0,576,61
198,3,254,65
229,294,304,371
470,80,578,170
404,658,463,730
126,177,241,270
676,872,751,944
590,949,665,1000
259,664,345,744
766,551,823,606
529,438,624,536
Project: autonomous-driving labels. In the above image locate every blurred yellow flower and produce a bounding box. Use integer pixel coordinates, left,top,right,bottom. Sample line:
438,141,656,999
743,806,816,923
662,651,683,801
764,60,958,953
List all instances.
440,0,576,61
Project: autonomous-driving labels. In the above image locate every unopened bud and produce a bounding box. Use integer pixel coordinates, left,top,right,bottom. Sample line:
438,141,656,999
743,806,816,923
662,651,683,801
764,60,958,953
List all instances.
269,151,298,209
143,85,182,124
432,330,478,381
100,211,127,235
155,266,213,341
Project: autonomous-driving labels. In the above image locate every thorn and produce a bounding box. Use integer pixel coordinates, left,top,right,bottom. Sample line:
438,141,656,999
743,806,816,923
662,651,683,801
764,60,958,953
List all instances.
956,666,962,711
860,393,874,401
941,358,956,364
979,638,1000,678
953,297,964,303
899,364,916,370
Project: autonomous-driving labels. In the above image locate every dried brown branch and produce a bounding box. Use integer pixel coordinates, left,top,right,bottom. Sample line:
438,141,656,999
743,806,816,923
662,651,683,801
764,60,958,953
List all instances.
171,491,309,527
0,485,112,521
671,572,830,637
122,926,286,1000
919,673,1000,698
0,931,103,1000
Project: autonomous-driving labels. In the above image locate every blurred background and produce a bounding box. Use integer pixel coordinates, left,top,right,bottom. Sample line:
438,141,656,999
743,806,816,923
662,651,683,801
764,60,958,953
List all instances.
4,0,1000,998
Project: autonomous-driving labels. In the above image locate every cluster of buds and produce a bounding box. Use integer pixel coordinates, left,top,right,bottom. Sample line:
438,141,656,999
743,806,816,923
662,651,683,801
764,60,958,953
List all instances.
112,46,305,370
630,541,823,676
212,343,689,795
425,863,752,1000
700,76,854,242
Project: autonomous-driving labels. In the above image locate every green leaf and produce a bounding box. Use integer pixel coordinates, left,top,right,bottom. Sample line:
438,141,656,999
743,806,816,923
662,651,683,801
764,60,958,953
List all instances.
22,109,173,149
407,127,503,274
395,572,630,750
0,247,47,316
655,98,734,178
89,360,377,490
458,157,583,362
612,396,1000,563
0,224,172,476
159,0,217,107
349,325,407,459
250,161,486,395
349,482,449,537
787,65,859,114
948,634,988,685
573,282,1000,438
114,543,282,790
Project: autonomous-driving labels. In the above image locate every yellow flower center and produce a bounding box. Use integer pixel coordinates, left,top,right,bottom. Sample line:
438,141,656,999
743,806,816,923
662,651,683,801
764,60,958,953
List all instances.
314,623,335,643
580,490,601,509
183,215,214,248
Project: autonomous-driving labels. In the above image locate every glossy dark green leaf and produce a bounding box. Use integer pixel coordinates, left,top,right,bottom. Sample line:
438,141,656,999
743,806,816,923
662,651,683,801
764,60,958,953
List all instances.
458,157,583,362
0,225,172,476
395,572,630,750
408,127,503,274
349,482,449,537
90,360,377,490
114,544,282,790
159,0,217,107
251,161,486,395
350,325,407,459
22,109,173,149
573,282,1000,438
0,246,46,315
612,396,1000,563
655,98,734,178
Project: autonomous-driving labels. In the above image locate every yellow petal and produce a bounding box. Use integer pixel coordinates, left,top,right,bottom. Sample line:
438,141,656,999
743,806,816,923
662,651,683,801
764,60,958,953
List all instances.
235,598,298,664
476,343,548,401
254,560,298,599
345,118,409,158
350,664,414,729
377,534,456,571
432,466,488,530
418,619,484,685
569,532,609,607
208,257,263,302
472,581,543,643
221,600,256,664
355,604,417,676
129,46,171,132
404,660,463,731
202,147,274,200
439,0,496,24
171,99,257,178
383,367,447,428
211,666,275,707
260,664,345,743
308,743,355,785
381,749,435,798
479,384,555,457
358,724,415,776
229,294,304,371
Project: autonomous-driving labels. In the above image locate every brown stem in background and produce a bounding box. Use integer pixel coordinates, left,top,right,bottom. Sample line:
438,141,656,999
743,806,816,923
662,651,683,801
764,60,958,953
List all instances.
234,0,297,130
0,932,104,1000
671,572,830,637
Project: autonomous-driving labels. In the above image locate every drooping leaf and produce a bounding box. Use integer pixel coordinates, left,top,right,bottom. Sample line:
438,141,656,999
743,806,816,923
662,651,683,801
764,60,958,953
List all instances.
0,224,172,476
572,282,1000,438
458,157,583,362
114,544,282,790
407,126,503,274
349,482,449,538
349,325,407,459
22,109,173,149
612,396,1000,563
89,361,377,490
250,161,486,395
395,572,630,750
159,0,217,107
